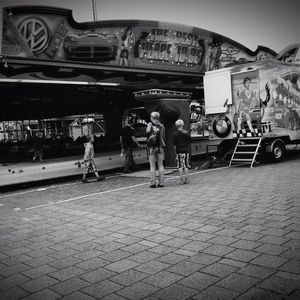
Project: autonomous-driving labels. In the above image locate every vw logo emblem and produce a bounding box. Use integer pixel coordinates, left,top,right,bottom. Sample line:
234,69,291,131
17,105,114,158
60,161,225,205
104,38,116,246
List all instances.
18,17,49,54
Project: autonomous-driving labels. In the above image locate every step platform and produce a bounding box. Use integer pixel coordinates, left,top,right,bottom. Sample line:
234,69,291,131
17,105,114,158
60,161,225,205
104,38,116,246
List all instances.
233,129,262,138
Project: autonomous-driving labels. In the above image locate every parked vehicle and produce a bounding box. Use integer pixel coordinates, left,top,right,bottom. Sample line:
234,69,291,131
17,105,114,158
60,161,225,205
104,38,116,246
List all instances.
203,59,300,162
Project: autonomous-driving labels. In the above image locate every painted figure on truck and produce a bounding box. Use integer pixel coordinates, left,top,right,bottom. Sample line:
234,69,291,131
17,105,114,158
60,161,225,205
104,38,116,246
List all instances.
236,77,259,133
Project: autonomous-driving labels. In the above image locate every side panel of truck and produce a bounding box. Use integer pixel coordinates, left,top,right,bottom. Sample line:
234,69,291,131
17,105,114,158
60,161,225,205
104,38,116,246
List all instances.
204,60,300,143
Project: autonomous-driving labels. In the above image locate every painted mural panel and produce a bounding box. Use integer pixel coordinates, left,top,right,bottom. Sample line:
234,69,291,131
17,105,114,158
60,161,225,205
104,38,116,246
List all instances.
260,65,300,140
231,71,261,133
1,6,276,73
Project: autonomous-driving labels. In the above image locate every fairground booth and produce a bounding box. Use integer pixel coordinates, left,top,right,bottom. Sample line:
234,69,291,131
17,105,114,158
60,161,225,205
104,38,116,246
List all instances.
2,5,294,170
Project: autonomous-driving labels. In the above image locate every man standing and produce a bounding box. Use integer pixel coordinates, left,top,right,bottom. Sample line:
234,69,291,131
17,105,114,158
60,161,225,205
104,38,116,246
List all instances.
120,117,141,173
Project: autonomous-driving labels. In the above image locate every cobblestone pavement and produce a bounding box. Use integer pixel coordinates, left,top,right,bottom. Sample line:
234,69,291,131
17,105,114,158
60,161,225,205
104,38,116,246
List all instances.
0,152,300,299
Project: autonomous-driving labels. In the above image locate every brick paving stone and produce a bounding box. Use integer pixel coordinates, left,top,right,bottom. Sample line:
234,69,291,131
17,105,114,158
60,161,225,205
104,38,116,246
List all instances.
202,244,235,257
121,243,149,254
0,273,30,291
49,265,85,281
258,235,291,246
156,253,187,265
102,293,129,299
216,273,261,293
162,237,191,248
281,249,300,260
167,260,204,276
208,236,238,246
218,258,247,268
20,275,59,293
82,280,123,298
257,275,299,296
237,264,276,279
138,240,159,248
195,225,222,233
145,233,173,243
261,227,291,237
105,259,140,273
142,270,183,288
230,239,261,250
49,277,91,296
0,262,31,277
75,257,110,271
72,249,104,260
234,287,283,300
190,232,216,242
181,240,211,252
251,253,289,269
22,288,60,300
274,271,300,283
62,291,96,300
279,260,300,274
47,256,82,269
0,286,30,300
284,239,300,250
254,243,286,255
225,249,260,262
188,253,220,266
110,269,149,286
150,283,198,300
116,281,159,300
157,226,179,235
21,264,57,279
240,225,265,233
148,245,176,255
71,241,102,252
178,271,219,291
174,249,198,257
80,267,116,283
236,232,264,241
96,241,125,252
201,262,238,278
127,250,160,263
171,229,196,238
192,285,240,300
134,260,170,275
100,249,132,262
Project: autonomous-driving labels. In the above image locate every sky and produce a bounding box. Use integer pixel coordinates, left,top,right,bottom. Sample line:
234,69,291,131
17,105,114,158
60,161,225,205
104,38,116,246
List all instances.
1,0,299,53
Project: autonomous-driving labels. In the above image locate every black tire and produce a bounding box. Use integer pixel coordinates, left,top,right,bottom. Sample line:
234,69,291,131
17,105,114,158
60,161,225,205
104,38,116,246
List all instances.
270,140,286,162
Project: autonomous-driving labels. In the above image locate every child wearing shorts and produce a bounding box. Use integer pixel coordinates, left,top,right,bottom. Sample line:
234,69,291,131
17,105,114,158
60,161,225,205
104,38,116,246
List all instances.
173,119,192,184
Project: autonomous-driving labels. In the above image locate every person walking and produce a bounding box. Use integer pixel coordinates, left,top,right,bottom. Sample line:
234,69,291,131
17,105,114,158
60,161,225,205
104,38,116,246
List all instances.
120,117,141,173
173,119,192,184
146,111,166,188
82,136,104,183
31,132,44,163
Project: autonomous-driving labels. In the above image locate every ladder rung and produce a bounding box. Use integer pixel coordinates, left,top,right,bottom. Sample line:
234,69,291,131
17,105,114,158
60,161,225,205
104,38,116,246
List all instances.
231,158,253,162
235,151,256,154
237,144,259,147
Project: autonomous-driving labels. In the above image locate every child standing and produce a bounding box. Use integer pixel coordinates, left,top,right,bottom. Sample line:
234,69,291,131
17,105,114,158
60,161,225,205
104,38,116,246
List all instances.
82,136,104,183
173,119,191,184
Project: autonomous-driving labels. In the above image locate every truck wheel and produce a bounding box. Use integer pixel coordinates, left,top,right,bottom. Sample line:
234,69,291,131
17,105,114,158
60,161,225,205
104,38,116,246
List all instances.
270,140,286,162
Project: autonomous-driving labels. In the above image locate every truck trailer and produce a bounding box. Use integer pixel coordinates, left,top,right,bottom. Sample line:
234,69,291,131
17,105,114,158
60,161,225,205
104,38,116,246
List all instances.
204,59,300,165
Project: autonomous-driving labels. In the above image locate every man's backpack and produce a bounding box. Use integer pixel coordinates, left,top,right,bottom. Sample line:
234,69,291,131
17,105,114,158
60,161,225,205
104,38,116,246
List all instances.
147,125,160,147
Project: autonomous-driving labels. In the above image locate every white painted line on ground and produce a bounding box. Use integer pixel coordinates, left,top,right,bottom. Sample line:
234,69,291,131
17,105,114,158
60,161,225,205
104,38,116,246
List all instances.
0,174,124,200
25,165,231,211
25,182,149,210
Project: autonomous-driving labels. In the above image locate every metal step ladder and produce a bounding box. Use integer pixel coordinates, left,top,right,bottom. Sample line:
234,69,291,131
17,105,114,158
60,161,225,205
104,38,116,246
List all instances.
229,137,262,168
